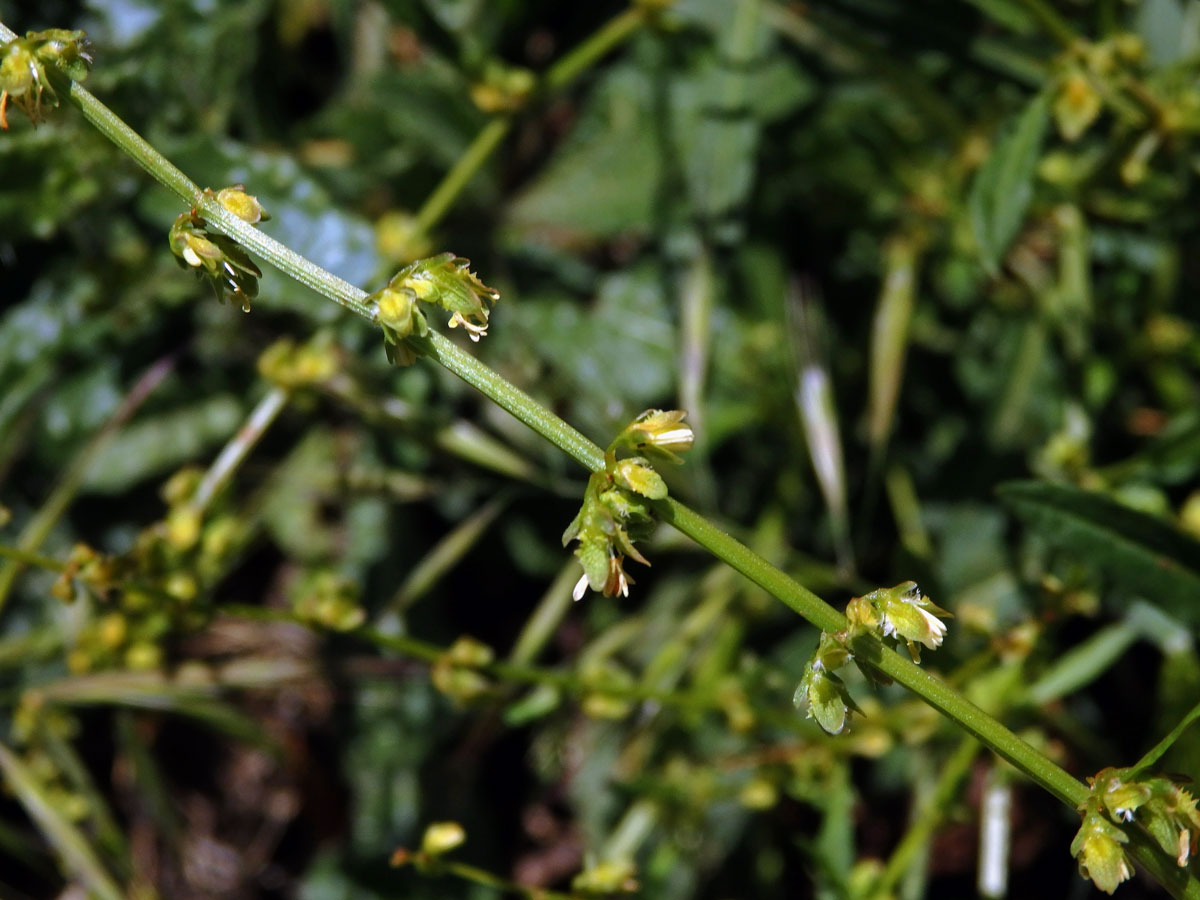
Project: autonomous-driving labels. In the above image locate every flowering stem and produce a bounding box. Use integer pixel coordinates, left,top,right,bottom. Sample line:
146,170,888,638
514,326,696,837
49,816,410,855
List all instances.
8,20,1198,896
17,56,1118,814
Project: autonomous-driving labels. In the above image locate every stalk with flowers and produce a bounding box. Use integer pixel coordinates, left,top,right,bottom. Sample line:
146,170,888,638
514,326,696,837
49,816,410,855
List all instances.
3,7,1200,899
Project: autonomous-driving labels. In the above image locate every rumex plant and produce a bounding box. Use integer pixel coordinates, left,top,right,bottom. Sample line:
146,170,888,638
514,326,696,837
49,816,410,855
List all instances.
2,3,1200,900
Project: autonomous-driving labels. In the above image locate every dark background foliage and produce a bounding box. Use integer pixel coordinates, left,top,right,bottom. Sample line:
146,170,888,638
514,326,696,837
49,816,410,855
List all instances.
1,0,1199,897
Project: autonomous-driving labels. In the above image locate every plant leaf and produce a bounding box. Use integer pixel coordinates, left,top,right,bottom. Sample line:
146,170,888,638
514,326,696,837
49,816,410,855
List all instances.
998,480,1200,622
968,91,1051,275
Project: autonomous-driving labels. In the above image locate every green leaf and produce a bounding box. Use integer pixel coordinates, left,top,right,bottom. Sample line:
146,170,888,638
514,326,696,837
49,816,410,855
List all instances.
83,395,244,493
968,91,1051,275
998,480,1200,622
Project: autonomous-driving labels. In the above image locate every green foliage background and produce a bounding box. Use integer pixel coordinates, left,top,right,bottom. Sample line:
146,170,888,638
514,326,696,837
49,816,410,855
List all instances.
1,0,1200,897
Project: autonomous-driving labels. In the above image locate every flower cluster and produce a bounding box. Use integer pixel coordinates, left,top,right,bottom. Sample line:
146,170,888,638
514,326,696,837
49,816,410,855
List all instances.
795,582,952,735
368,253,500,366
0,28,93,129
1071,764,1200,893
51,468,245,673
168,187,270,311
847,580,952,663
563,410,694,601
793,632,861,735
1072,801,1133,895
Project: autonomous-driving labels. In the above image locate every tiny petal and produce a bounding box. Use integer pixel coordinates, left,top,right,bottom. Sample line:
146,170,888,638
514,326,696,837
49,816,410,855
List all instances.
573,573,589,602
918,606,948,647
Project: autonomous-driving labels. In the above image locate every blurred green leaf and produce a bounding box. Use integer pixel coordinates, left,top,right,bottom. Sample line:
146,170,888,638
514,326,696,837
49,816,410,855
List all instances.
999,480,1200,621
83,395,243,493
968,91,1051,275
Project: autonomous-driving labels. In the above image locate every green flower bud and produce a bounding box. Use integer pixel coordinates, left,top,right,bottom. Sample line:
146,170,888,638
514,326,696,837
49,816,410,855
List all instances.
615,409,694,463
376,211,432,266
1140,776,1200,867
215,186,270,224
856,581,952,663
420,821,466,857
168,212,261,311
469,62,535,114
795,634,863,736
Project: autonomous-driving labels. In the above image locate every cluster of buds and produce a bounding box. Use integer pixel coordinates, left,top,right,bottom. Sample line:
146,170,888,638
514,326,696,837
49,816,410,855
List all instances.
430,636,496,705
289,569,364,632
563,410,694,601
795,582,952,735
368,253,499,366
257,334,341,390
469,62,535,114
51,467,244,673
168,187,269,311
1071,765,1200,893
0,28,93,129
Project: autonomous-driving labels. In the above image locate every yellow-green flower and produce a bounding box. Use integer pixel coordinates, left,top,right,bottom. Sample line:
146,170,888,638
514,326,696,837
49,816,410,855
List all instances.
617,409,694,463
862,581,952,662
1071,808,1132,894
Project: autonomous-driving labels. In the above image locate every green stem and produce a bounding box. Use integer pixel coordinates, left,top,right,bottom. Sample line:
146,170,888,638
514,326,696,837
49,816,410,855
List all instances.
411,5,648,236
540,6,647,93
190,386,289,512
440,860,582,900
412,117,512,237
872,737,979,899
0,544,66,573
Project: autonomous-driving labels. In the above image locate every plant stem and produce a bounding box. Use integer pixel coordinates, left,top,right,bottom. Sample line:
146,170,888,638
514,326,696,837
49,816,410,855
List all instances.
411,5,648,236
540,6,647,94
190,386,289,512
873,737,979,899
412,117,512,237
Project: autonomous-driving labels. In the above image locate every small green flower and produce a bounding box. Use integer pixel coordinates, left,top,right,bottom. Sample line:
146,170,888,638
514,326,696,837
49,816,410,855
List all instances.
563,411,693,600
858,581,952,662
420,821,466,857
614,409,695,464
370,284,429,366
215,186,271,224
794,632,862,735
1071,806,1132,895
0,29,93,129
168,207,263,311
1139,776,1200,867
388,252,499,341
611,457,668,500
369,253,499,365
